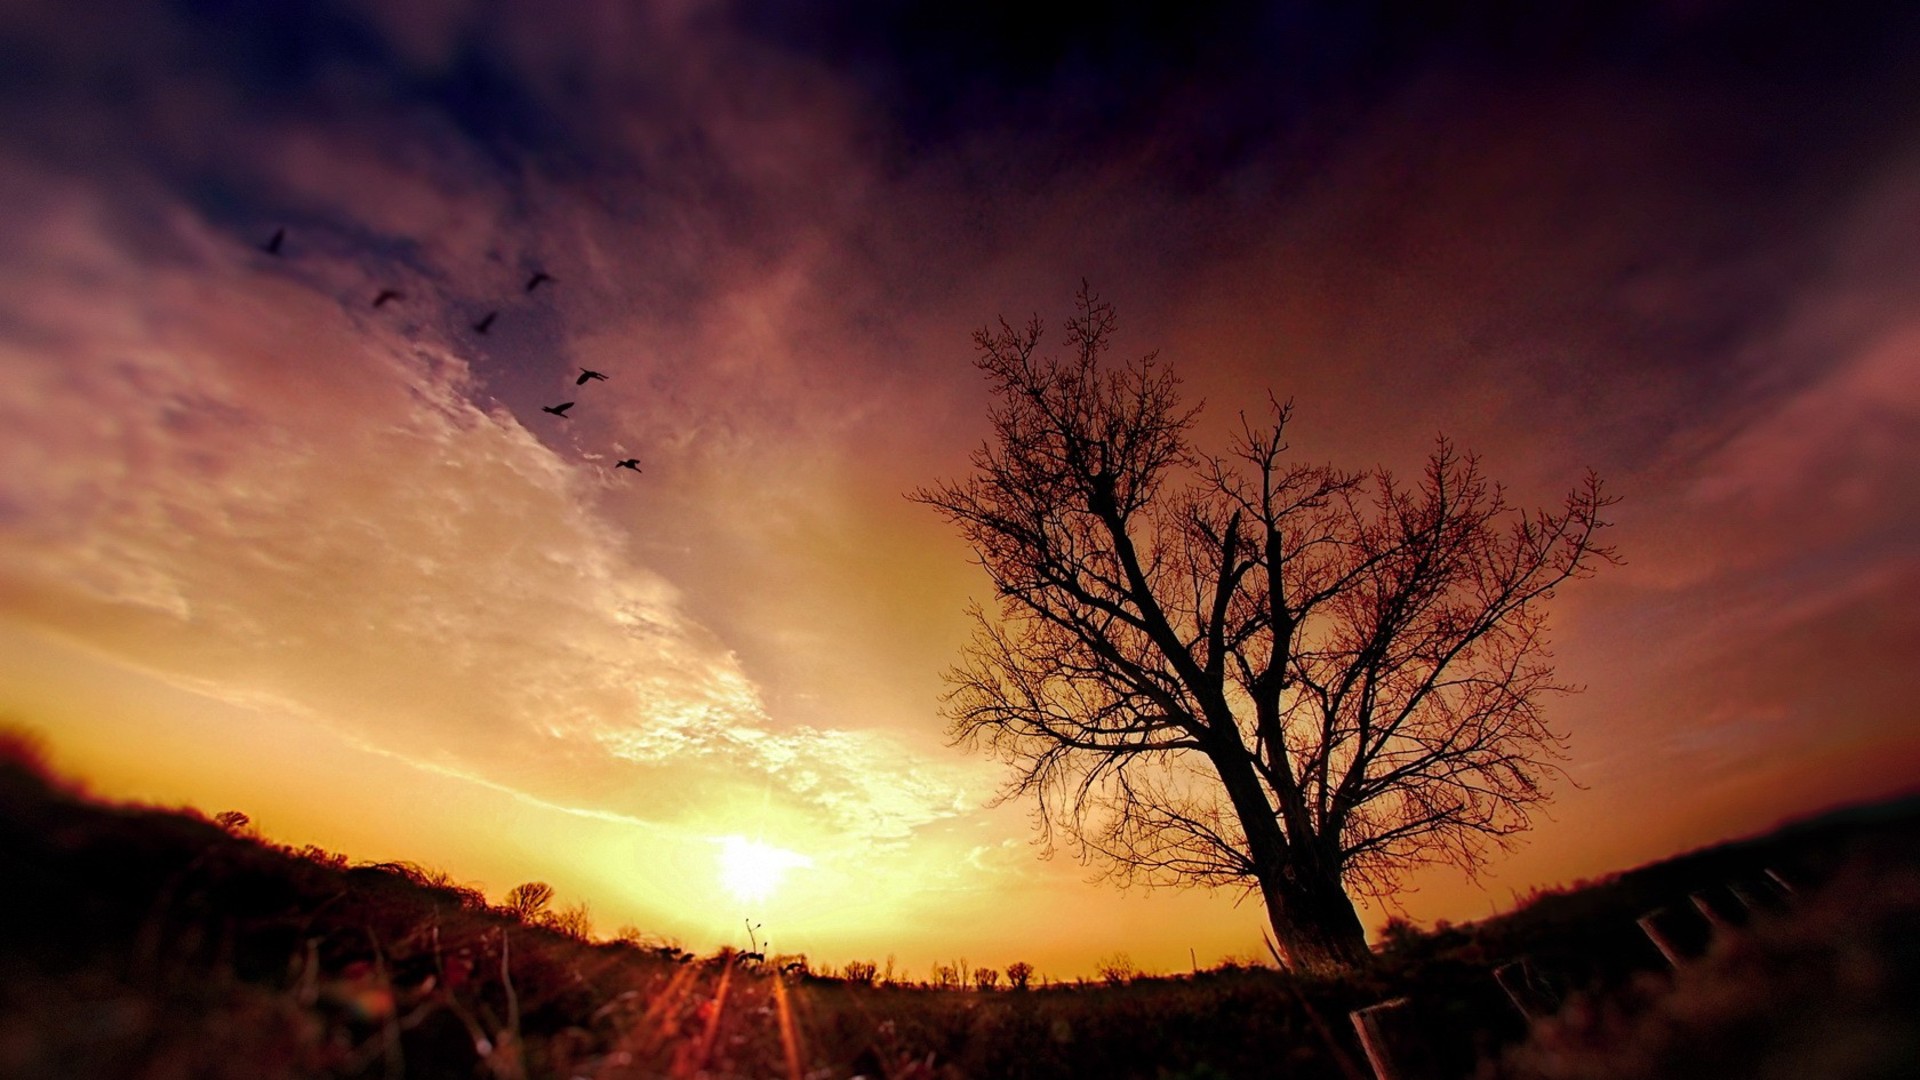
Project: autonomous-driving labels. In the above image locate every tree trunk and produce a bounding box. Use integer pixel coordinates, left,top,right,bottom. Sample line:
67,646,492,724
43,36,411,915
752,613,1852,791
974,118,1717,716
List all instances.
1259,856,1372,972
1206,736,1373,972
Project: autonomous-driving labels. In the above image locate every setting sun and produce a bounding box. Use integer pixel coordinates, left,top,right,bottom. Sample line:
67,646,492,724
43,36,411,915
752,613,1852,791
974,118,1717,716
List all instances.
715,836,812,907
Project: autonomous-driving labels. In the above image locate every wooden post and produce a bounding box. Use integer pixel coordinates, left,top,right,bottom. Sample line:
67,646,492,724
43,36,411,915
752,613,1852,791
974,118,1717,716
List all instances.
1764,867,1798,898
1689,890,1733,931
1641,899,1719,967
1349,997,1445,1080
1494,957,1561,1022
1637,908,1688,968
1728,877,1785,917
1351,998,1409,1080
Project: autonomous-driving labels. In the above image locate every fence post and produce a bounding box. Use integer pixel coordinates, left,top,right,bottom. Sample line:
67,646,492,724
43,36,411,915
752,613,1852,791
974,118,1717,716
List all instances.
1727,880,1766,915
1689,890,1734,931
1764,867,1798,898
1351,998,1408,1080
1493,957,1562,1022
1349,997,1447,1080
1637,908,1687,968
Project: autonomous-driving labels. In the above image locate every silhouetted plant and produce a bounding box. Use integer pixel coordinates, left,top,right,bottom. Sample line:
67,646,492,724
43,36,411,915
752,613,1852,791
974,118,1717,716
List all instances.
914,286,1618,971
1096,953,1137,986
1006,961,1035,990
540,900,592,939
502,881,555,920
286,843,349,871
0,727,53,781
613,926,690,963
1376,915,1425,954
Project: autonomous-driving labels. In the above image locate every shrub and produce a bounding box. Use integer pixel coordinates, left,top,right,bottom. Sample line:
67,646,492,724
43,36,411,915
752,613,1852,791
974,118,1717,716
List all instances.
540,900,592,940
1377,915,1425,953
1006,961,1035,990
1096,953,1137,986
502,881,555,920
213,810,252,833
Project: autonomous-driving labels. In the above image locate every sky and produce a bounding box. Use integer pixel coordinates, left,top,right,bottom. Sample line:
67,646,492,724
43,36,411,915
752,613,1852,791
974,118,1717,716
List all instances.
2,0,1918,979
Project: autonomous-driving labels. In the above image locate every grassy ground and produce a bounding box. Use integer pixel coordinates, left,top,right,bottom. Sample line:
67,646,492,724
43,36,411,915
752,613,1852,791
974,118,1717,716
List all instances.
1486,841,1920,1080
2,733,1914,1079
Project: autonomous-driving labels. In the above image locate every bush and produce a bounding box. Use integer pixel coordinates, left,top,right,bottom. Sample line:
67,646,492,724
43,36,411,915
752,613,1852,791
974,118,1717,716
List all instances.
501,881,554,920
1096,953,1137,986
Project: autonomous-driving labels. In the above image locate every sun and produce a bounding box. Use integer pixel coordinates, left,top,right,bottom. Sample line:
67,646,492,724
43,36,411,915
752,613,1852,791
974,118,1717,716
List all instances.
715,836,812,906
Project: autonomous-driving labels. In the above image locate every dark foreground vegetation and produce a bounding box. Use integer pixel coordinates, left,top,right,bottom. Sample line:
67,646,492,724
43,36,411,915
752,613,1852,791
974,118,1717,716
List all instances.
2,733,1914,1079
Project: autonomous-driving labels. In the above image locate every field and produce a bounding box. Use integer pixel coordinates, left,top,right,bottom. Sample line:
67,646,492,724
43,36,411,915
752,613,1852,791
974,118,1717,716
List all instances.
3,736,1914,1079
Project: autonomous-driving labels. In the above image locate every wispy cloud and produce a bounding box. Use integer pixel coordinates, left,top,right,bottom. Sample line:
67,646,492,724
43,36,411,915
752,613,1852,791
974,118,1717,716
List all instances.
0,171,984,855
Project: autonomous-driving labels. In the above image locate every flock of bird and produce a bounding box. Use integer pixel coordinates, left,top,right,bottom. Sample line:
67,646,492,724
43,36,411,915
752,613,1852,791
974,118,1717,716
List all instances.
260,226,641,474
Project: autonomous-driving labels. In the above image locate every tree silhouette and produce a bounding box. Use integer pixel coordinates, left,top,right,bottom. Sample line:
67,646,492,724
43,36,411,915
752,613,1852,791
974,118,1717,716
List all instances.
914,286,1618,971
1005,961,1035,991
502,881,555,920
1096,953,1137,986
543,900,592,939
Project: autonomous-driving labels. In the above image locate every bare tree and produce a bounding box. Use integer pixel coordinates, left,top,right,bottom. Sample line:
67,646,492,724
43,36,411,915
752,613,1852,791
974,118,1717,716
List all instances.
1096,952,1138,986
913,286,1617,971
1005,960,1035,990
502,881,555,921
540,900,593,940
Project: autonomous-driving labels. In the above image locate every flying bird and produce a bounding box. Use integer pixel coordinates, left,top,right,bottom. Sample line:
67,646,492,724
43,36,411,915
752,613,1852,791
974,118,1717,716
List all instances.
615,459,642,471
525,271,555,292
261,228,285,255
372,289,402,308
473,311,498,334
542,402,575,418
576,368,609,385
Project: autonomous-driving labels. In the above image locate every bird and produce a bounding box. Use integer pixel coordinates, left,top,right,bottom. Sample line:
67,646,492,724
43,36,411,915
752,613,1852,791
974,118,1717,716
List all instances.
576,368,609,385
525,271,554,293
615,459,641,471
261,227,285,255
372,289,402,308
542,402,574,418
473,311,498,334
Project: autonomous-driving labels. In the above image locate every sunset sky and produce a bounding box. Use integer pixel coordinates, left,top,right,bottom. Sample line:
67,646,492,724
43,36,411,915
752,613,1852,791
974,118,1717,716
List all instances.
2,1,1918,979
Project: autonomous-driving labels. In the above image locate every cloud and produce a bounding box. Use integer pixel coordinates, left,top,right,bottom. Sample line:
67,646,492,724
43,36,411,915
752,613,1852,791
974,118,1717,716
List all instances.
0,165,982,850
1527,150,1920,838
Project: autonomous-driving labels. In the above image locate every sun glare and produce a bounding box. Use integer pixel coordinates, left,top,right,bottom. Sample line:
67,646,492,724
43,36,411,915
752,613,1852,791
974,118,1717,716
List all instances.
715,836,812,906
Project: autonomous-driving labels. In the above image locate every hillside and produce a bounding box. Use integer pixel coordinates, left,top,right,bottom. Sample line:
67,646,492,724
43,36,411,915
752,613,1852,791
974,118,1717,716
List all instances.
2,735,1914,1079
